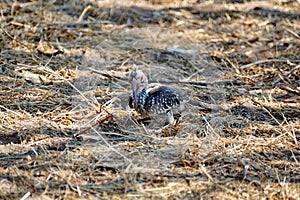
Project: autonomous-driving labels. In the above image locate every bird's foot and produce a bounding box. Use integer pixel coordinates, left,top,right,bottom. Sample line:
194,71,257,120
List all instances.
160,122,180,137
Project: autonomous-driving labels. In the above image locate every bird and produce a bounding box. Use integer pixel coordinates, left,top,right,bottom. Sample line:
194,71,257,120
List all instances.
128,69,223,124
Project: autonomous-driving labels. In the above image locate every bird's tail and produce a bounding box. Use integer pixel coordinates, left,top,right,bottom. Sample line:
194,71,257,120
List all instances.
188,99,224,111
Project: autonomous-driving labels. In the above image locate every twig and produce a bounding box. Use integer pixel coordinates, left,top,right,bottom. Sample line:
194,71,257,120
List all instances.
90,69,125,81
251,98,298,145
92,126,132,164
239,59,300,69
0,105,24,118
272,64,300,85
290,150,299,162
78,5,92,22
200,164,214,182
225,57,240,74
18,63,97,110
48,21,101,29
286,28,300,39
0,26,39,61
159,80,241,86
20,192,31,200
279,86,300,95
73,112,111,138
90,69,241,86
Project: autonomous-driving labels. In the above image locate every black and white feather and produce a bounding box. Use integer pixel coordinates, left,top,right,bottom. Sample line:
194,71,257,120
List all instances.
128,69,222,124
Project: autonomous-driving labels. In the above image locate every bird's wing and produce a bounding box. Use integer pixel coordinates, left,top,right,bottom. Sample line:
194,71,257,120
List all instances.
145,86,189,114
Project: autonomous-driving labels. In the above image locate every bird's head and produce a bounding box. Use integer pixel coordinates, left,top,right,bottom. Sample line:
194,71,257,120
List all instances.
128,69,148,103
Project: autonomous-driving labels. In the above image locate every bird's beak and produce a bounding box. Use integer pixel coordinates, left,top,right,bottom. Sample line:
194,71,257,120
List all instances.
130,78,138,107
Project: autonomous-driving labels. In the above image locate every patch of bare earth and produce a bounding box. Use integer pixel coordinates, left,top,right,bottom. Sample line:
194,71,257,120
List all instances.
0,0,299,199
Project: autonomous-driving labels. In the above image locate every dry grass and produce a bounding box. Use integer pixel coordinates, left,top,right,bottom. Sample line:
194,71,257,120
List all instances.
0,0,300,199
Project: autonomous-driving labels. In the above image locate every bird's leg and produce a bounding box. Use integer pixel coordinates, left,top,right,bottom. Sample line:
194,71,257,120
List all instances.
166,110,175,124
157,110,174,133
158,110,181,136
174,113,182,124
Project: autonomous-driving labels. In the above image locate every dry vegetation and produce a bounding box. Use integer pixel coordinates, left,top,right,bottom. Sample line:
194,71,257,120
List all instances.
0,0,300,199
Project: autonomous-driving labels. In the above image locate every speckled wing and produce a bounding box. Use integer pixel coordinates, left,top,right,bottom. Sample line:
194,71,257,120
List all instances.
144,86,190,114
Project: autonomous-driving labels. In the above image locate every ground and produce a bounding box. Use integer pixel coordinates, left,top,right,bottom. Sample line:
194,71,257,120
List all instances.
0,0,300,199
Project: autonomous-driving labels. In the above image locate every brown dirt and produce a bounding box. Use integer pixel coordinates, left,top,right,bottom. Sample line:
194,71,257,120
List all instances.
0,0,299,199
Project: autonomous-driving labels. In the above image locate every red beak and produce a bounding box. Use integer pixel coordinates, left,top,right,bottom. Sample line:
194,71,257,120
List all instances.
130,78,138,107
